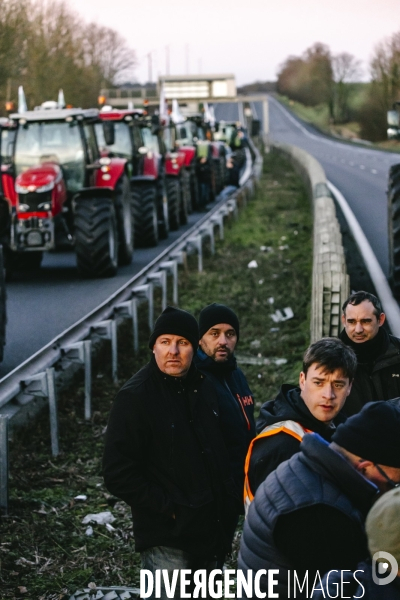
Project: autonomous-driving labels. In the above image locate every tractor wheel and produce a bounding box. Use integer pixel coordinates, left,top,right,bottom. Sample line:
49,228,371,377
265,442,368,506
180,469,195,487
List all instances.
190,171,200,211
180,170,191,224
165,177,181,231
388,166,400,296
0,247,6,362
389,164,400,189
74,197,119,278
213,158,222,195
158,179,170,240
131,184,159,247
115,175,134,265
4,248,42,278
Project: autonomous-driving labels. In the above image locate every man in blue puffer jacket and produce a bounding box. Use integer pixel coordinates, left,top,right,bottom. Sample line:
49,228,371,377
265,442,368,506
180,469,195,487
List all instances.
194,303,256,511
238,401,400,598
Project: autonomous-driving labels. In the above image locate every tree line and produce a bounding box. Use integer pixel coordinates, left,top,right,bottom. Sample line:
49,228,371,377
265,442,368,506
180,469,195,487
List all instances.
0,0,136,114
277,32,400,141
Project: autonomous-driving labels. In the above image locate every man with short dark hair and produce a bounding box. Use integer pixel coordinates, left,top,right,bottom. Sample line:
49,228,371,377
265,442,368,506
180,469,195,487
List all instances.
239,401,400,598
103,306,237,599
340,290,400,415
244,337,355,511
194,303,255,502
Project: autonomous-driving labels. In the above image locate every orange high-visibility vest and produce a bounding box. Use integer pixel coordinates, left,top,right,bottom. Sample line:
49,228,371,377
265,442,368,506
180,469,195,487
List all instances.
243,419,312,515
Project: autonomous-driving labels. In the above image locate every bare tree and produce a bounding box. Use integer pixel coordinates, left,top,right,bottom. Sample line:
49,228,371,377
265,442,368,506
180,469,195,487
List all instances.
332,52,362,122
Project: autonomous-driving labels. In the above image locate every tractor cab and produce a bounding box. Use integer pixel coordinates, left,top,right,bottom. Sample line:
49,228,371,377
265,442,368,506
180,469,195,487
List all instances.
4,88,133,277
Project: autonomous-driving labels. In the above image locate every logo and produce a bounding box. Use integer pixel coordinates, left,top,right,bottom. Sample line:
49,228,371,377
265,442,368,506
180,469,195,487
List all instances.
372,551,399,586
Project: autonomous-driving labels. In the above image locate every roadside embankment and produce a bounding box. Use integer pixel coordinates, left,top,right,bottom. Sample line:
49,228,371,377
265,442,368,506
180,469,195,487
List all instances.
1,150,313,598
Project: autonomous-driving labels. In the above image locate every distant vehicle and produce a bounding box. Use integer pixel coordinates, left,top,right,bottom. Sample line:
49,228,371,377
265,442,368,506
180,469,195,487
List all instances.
386,102,400,296
2,88,133,278
97,106,172,246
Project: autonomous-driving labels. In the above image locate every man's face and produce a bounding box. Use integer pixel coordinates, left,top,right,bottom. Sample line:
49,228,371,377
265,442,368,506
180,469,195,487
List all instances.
357,462,400,493
199,323,237,362
299,363,352,423
342,300,385,343
153,334,194,377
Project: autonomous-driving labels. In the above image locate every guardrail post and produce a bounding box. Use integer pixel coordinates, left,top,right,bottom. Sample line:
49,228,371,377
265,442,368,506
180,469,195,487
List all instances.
62,341,92,420
46,368,59,457
147,270,168,311
186,235,203,272
210,212,225,240
22,370,59,456
132,283,154,330
199,223,215,255
115,298,139,355
160,260,178,305
0,415,9,515
91,320,118,383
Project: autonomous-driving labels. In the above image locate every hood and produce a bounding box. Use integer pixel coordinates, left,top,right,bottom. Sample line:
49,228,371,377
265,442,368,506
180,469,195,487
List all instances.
16,163,61,193
256,384,346,438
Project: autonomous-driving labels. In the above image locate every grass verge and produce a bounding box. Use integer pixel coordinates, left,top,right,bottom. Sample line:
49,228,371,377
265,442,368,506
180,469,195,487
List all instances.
0,149,312,599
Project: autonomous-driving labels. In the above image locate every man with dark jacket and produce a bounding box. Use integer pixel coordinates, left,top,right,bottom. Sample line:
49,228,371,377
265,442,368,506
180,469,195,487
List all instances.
194,303,256,503
103,307,237,598
244,337,355,511
238,401,400,598
340,290,400,415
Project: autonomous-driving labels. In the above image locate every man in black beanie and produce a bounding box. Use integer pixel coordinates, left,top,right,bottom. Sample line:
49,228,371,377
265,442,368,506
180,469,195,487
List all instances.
103,307,237,599
195,303,255,514
238,401,400,598
340,290,400,415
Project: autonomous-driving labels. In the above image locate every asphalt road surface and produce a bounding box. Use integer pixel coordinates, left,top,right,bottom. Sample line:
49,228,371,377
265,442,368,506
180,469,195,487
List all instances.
250,96,400,278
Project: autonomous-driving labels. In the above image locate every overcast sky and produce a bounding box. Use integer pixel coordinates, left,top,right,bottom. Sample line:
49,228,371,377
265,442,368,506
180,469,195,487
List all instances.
70,0,400,85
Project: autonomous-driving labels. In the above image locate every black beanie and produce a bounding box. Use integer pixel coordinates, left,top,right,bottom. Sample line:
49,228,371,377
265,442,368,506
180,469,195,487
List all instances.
332,401,400,468
148,306,199,350
199,303,240,340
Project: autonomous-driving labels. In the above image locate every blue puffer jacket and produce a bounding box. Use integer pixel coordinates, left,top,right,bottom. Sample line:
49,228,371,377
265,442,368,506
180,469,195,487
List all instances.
313,562,400,599
238,434,378,598
194,350,256,501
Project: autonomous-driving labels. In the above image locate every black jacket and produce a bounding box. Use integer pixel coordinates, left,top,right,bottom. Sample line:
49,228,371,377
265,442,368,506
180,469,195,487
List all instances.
248,385,346,494
102,357,237,557
238,434,377,598
194,350,256,498
340,328,400,415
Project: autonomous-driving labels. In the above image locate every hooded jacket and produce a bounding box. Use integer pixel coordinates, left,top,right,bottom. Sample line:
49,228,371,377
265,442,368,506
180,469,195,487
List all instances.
194,349,256,499
102,356,237,557
246,385,346,497
339,328,400,415
238,434,377,598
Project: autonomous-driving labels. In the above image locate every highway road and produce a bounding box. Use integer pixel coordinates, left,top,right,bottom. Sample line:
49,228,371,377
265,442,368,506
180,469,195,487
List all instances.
0,212,206,378
250,96,400,278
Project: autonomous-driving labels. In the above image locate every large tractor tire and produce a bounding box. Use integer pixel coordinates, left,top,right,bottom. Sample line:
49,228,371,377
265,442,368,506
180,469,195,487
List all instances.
190,170,200,211
4,248,42,279
165,177,181,231
388,164,400,296
0,246,6,362
115,175,134,265
131,184,159,248
180,170,191,224
157,179,169,240
74,197,119,278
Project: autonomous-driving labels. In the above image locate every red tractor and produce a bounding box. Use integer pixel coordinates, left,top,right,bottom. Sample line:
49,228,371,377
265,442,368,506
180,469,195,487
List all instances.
97,107,171,247
0,122,8,360
2,90,133,278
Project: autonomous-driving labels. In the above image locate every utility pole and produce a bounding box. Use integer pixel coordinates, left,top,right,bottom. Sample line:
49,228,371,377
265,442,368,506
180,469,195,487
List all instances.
147,52,152,83
166,45,170,75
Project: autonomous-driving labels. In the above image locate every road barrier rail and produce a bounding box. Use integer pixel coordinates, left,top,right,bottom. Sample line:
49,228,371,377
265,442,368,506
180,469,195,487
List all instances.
0,142,262,514
270,141,349,342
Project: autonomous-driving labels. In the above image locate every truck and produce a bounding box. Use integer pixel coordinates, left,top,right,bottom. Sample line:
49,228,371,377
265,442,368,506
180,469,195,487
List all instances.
2,88,133,278
97,107,174,246
386,102,400,296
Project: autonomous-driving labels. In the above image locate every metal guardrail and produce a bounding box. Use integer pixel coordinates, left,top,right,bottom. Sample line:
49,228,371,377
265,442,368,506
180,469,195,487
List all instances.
0,140,262,514
270,141,349,342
